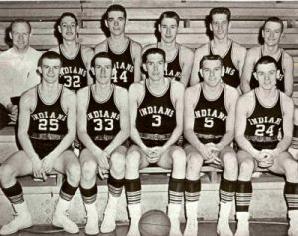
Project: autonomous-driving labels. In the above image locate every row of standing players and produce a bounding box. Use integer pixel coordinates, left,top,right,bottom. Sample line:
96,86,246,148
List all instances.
0,4,297,236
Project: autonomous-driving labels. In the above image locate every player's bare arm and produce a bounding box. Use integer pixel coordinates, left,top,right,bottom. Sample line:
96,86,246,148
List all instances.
128,81,147,150
180,46,194,86
190,45,208,86
216,86,239,151
232,42,247,78
104,86,130,155
160,81,184,151
282,52,294,96
235,91,260,158
240,47,258,93
131,40,142,82
81,46,95,85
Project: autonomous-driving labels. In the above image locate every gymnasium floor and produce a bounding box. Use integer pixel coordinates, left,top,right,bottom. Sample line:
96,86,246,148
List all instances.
10,220,288,236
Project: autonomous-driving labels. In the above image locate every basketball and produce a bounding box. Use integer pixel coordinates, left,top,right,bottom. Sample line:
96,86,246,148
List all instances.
138,210,171,236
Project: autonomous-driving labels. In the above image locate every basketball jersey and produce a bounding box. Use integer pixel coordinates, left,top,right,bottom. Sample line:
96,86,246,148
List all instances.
250,47,285,91
86,85,120,149
163,45,182,82
136,79,176,147
244,90,283,150
207,42,240,88
193,84,227,144
29,85,68,158
107,39,134,89
59,45,88,92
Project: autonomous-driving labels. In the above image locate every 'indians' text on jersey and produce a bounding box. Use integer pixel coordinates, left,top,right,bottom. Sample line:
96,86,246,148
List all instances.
87,85,120,149
136,80,176,147
193,84,227,144
250,47,285,91
107,39,134,89
29,85,68,157
59,45,88,92
244,90,283,150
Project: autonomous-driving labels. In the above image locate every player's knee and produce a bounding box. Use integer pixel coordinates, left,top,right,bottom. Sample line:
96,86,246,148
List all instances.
0,164,16,185
66,162,81,185
239,159,254,175
172,147,186,166
81,160,97,181
110,152,126,177
283,158,298,177
126,150,140,170
223,153,238,174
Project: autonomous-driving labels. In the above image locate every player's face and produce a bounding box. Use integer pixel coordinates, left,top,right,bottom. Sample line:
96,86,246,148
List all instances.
59,16,78,41
254,63,278,90
94,57,113,85
10,22,30,50
201,59,223,87
159,17,178,44
106,11,126,36
145,53,165,81
41,58,61,84
262,21,282,47
210,13,229,40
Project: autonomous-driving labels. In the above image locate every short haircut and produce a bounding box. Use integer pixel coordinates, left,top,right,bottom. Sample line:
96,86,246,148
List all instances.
209,7,231,22
91,52,112,67
10,19,31,34
142,48,166,63
158,11,180,26
200,54,223,68
38,51,62,67
105,4,127,19
58,12,78,26
254,56,278,72
263,16,284,33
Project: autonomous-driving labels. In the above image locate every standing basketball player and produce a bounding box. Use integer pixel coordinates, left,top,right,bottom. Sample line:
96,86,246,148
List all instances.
241,17,293,96
235,56,298,236
50,12,94,92
142,11,194,86
184,55,239,236
190,7,246,91
125,48,186,236
95,4,142,89
0,51,80,235
77,52,129,235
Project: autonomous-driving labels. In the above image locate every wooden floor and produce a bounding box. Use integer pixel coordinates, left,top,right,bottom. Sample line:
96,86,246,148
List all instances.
9,220,289,236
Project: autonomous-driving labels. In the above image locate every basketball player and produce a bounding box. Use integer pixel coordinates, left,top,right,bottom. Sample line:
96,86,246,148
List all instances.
77,52,129,234
125,48,186,236
0,19,42,123
235,56,298,236
190,7,246,91
184,55,239,236
95,4,142,89
50,12,94,92
142,11,194,86
241,17,293,96
0,51,80,235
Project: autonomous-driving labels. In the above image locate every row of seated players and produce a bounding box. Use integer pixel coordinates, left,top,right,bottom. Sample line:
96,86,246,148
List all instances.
0,5,294,127
0,47,298,236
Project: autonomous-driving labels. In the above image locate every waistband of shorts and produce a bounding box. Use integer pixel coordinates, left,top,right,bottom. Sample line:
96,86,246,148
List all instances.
30,133,65,140
139,132,172,141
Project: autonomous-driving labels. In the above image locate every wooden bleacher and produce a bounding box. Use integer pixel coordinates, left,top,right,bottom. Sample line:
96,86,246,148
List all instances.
0,0,297,225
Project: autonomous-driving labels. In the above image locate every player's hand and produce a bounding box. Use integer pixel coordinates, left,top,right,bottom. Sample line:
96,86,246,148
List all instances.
42,155,56,174
98,166,109,179
97,150,110,170
7,105,18,123
151,146,166,157
142,147,160,163
200,143,218,161
256,150,274,168
32,157,46,180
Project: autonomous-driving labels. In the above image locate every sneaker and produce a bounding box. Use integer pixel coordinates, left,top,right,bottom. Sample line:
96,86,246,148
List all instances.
52,213,79,234
183,218,198,236
0,213,32,235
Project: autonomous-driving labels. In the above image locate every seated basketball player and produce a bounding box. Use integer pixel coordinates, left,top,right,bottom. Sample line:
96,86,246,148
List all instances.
235,56,298,236
125,48,186,236
77,52,129,234
0,51,80,235
95,4,142,89
184,55,239,236
50,12,94,92
142,11,194,86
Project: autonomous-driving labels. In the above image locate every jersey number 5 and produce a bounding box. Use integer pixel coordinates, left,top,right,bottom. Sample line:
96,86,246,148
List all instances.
204,117,214,128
